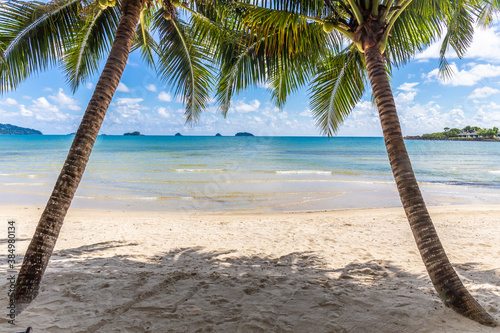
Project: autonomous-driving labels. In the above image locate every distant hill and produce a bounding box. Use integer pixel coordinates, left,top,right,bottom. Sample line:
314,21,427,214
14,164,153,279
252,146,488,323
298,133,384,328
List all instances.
215,133,222,136
235,132,254,137
175,133,183,136
0,123,42,135
124,131,143,136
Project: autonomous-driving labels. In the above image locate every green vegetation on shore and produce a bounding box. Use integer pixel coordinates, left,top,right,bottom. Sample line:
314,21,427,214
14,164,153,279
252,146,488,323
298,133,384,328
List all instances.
0,123,42,135
412,126,499,140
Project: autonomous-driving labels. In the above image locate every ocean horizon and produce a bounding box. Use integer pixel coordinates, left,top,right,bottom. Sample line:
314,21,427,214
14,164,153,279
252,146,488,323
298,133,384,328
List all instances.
1,135,500,212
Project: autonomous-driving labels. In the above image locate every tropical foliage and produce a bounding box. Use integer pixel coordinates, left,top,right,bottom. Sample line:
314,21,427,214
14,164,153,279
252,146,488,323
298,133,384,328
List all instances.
422,126,499,139
0,0,224,312
0,0,215,120
201,0,491,135
198,0,498,327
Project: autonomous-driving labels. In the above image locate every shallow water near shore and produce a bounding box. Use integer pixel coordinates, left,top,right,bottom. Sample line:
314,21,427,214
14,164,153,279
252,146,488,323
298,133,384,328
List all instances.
1,135,500,211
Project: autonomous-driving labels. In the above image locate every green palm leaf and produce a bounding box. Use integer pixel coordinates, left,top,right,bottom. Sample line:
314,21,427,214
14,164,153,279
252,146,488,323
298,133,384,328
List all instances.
63,4,121,91
131,6,161,70
309,48,365,136
215,34,269,116
154,11,214,123
0,0,81,93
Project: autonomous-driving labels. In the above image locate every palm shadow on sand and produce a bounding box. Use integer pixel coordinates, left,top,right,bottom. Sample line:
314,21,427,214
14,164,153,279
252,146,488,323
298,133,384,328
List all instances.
1,241,498,332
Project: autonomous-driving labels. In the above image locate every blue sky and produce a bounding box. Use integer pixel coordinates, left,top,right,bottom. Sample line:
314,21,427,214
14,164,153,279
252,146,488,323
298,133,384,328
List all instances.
2,24,500,136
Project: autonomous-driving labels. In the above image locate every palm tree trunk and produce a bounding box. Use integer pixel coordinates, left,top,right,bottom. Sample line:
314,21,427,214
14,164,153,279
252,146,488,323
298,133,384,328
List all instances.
363,45,496,327
13,0,144,312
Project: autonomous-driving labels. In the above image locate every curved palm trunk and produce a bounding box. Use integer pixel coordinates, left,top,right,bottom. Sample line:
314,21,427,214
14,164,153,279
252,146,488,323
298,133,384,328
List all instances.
13,0,144,312
363,46,496,326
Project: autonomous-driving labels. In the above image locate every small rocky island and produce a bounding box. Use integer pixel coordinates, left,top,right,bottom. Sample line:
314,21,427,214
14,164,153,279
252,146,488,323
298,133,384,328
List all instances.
235,132,254,137
215,133,222,136
0,123,42,135
124,131,143,136
175,133,183,136
406,126,500,142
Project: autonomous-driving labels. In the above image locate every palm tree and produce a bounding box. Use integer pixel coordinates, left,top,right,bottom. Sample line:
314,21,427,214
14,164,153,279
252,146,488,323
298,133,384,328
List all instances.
1,0,214,312
210,0,497,326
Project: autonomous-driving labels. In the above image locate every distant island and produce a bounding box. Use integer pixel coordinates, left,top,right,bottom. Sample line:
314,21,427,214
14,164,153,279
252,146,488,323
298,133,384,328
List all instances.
175,133,183,136
0,123,42,135
406,126,500,142
235,132,254,137
215,133,222,137
124,131,143,136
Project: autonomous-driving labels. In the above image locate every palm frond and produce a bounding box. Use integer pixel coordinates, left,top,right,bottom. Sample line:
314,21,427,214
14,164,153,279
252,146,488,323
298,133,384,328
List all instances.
0,0,81,93
238,4,335,57
384,0,444,67
154,11,214,123
131,6,160,70
63,4,121,92
309,48,366,137
214,2,342,115
215,33,270,116
246,0,325,17
438,0,476,77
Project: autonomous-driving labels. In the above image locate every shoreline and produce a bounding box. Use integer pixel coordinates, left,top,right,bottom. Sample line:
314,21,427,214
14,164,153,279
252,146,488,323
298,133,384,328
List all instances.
1,204,499,332
4,173,500,213
3,202,500,215
405,135,500,142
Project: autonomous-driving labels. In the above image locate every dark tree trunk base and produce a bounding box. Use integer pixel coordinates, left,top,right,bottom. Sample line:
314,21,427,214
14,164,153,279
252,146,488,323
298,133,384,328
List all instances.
364,45,496,327
13,0,145,313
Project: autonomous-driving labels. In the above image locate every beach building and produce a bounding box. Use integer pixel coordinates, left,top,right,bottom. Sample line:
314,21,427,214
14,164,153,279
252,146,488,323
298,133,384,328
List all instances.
458,131,479,138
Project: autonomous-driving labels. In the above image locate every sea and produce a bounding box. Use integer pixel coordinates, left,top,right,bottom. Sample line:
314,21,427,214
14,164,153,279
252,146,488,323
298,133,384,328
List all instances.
1,136,500,212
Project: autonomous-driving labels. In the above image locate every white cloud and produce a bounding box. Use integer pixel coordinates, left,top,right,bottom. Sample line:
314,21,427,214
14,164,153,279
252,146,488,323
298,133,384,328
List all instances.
0,108,18,117
158,107,170,118
339,101,381,136
33,97,59,113
86,83,94,90
397,82,419,92
158,91,172,102
278,111,288,119
114,97,148,118
49,88,81,111
22,97,69,121
257,81,271,89
395,91,417,104
416,25,500,63
425,63,500,86
299,109,311,117
230,99,261,113
117,82,131,93
469,86,500,98
146,84,157,92
18,105,33,117
0,97,18,106
116,98,144,105
392,101,475,135
42,87,53,92
472,102,500,124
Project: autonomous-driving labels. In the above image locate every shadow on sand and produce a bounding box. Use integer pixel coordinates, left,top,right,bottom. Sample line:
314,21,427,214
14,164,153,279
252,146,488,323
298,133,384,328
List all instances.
1,241,498,332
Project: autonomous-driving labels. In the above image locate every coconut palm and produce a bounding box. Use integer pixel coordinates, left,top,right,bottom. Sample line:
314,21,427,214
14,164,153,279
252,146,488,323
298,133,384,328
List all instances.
1,0,215,312
209,0,497,326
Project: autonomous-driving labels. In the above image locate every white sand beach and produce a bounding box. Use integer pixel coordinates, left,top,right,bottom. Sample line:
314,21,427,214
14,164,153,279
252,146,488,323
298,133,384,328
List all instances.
0,205,499,332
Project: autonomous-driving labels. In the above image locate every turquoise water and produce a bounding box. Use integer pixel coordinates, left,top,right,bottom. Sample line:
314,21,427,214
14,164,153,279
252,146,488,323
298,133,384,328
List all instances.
1,136,500,211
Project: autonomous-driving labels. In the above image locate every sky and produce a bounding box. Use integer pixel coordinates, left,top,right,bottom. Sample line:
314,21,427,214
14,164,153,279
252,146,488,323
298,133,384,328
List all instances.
2,23,500,136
